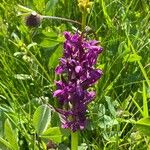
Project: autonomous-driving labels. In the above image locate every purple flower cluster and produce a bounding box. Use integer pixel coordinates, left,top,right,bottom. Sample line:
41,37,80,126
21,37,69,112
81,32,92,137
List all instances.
53,32,103,132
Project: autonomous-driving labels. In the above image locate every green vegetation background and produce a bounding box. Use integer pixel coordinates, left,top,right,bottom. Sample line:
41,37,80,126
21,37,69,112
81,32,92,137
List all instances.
0,0,150,149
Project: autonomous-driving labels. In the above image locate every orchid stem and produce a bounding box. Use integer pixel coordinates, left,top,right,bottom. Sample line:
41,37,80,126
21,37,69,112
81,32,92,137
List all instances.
71,131,78,150
81,12,87,31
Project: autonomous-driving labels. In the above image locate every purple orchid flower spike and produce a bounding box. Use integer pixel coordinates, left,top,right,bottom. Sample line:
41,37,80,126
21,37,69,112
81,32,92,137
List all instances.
53,32,103,132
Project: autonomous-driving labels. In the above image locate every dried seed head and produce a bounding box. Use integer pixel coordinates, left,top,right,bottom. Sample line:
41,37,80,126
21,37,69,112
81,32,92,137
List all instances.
25,12,41,27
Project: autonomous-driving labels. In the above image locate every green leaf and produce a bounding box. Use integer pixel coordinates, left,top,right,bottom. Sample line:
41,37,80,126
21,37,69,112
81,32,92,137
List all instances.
105,96,116,118
39,39,59,48
78,143,88,150
27,42,37,50
33,0,45,12
143,81,149,117
40,41,61,68
0,137,12,149
136,117,150,137
14,74,32,80
147,87,150,98
4,119,19,150
98,115,118,128
42,30,58,38
97,104,105,117
33,105,51,135
45,0,59,15
17,4,33,13
41,127,62,143
51,112,60,127
48,45,63,68
123,54,142,63
131,95,144,117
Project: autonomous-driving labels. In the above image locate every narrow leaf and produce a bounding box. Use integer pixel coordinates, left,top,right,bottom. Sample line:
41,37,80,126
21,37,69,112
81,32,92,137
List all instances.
136,117,150,137
17,4,33,13
131,96,144,117
33,0,45,12
45,0,59,14
0,137,12,149
123,54,142,62
143,81,149,117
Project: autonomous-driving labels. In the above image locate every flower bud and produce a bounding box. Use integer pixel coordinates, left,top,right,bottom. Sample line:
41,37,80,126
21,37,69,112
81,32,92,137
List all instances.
25,12,41,27
78,0,93,14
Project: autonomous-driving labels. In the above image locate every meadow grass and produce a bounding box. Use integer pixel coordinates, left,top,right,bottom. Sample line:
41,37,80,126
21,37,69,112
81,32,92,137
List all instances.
0,0,150,149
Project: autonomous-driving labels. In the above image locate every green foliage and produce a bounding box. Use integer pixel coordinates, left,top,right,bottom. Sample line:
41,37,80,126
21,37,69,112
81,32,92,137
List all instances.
136,118,150,137
4,119,19,150
0,137,12,150
33,105,51,135
41,127,62,143
0,0,150,149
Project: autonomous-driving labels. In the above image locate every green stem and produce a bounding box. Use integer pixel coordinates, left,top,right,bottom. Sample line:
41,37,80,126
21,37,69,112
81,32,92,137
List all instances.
81,11,87,31
71,131,78,150
42,15,81,26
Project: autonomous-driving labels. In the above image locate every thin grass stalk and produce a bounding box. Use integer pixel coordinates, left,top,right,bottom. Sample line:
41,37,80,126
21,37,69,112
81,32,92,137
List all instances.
71,131,78,150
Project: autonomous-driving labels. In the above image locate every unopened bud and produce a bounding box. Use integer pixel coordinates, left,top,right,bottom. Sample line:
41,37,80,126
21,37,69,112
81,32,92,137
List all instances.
25,12,42,27
78,0,93,14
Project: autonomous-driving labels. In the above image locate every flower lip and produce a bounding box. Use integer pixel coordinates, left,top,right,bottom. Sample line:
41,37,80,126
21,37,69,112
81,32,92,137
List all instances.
53,89,63,97
55,66,64,74
64,32,71,40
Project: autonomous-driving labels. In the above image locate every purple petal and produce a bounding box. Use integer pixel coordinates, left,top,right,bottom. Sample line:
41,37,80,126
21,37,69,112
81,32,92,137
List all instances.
55,81,64,89
84,91,96,104
90,46,102,53
81,69,103,87
55,66,64,74
75,65,82,73
53,89,63,97
89,40,99,46
60,58,67,65
89,69,102,81
64,32,71,40
71,33,80,43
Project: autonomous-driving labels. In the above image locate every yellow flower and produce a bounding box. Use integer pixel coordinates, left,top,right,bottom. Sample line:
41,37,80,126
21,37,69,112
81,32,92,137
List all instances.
78,0,93,13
